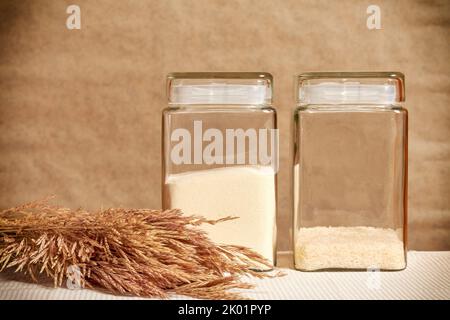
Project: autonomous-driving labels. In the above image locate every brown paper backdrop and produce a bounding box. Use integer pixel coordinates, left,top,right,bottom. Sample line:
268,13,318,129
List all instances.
0,0,449,251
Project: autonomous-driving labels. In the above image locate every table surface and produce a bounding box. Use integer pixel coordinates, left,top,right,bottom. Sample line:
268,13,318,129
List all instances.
0,251,449,300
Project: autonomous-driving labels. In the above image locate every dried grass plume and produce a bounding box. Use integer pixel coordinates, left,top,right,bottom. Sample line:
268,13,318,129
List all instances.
0,197,279,299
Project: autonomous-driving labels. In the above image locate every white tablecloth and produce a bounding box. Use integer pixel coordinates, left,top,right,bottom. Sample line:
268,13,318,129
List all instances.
0,251,448,300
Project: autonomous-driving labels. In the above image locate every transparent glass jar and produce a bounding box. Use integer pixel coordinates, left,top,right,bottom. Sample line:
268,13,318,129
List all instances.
162,72,278,269
293,72,407,271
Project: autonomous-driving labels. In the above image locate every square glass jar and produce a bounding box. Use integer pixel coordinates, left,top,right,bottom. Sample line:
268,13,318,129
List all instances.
162,72,278,269
293,72,407,271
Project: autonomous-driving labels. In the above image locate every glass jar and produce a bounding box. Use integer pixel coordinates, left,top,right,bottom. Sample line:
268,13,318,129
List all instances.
293,72,407,271
162,72,278,269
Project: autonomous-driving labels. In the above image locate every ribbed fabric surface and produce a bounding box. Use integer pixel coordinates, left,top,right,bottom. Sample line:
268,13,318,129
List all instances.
0,251,448,300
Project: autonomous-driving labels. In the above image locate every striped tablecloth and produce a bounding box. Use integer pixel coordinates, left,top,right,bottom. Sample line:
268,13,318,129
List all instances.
0,251,448,300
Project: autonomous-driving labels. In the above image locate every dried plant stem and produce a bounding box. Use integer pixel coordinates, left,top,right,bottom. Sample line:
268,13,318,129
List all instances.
0,197,279,299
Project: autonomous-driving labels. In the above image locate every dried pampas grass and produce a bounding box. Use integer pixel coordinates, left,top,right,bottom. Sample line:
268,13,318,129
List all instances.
0,197,279,299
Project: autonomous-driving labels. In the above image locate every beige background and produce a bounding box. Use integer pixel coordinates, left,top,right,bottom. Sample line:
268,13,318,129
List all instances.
0,0,449,251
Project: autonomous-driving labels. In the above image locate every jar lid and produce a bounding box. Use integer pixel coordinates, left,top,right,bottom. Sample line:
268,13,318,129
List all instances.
297,72,405,105
299,83,398,104
167,72,273,105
